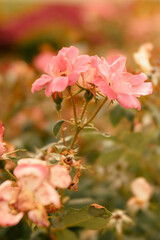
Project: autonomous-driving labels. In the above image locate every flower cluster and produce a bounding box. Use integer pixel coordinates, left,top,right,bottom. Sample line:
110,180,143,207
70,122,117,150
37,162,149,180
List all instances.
0,158,71,227
32,46,152,110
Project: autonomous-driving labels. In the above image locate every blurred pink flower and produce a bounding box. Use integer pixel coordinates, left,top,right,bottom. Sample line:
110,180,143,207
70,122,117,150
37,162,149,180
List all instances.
50,165,72,189
33,51,54,72
130,177,152,201
127,177,152,211
0,121,5,157
31,46,90,97
0,181,23,227
13,159,61,226
91,55,152,110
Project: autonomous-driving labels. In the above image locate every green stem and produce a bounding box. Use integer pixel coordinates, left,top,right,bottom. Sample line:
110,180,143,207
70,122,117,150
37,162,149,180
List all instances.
70,98,108,149
82,97,107,128
64,89,83,99
70,127,81,149
4,169,16,181
80,100,88,120
67,87,78,125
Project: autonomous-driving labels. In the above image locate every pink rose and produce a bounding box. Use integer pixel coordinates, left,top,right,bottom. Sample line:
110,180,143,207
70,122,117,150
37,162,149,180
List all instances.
31,46,90,97
91,55,152,110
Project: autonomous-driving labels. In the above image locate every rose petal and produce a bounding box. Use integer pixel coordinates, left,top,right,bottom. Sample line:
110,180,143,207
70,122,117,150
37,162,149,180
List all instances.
117,93,141,110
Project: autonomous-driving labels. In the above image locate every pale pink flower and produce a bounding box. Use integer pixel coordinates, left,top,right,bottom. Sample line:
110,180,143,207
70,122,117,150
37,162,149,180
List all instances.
0,121,5,157
91,55,152,110
127,177,152,211
130,177,152,201
31,46,90,97
0,181,23,227
14,163,48,191
13,160,61,226
49,165,72,189
133,43,153,72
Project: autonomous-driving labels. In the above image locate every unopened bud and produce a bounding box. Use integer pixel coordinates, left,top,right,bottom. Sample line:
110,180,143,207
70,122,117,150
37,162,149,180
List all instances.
84,90,93,102
52,92,63,105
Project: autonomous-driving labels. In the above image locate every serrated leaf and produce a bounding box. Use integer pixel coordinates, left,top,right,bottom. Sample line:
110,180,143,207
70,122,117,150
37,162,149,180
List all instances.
56,229,78,240
62,205,112,230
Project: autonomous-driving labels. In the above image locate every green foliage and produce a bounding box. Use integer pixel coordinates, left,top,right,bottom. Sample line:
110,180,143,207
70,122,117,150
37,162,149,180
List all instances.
53,120,66,137
62,205,112,230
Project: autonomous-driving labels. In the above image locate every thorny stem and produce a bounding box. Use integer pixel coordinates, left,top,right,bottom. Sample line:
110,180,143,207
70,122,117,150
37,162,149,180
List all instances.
67,87,78,125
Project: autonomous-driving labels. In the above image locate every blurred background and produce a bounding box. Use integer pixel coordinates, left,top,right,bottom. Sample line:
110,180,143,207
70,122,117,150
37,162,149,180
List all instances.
0,0,160,240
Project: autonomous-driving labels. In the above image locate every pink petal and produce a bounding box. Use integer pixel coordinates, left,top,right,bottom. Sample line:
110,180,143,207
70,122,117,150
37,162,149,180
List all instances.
0,121,5,141
0,180,18,202
45,77,69,97
15,189,35,212
98,59,111,80
50,165,72,189
14,164,48,179
35,182,60,207
68,71,80,85
28,206,49,227
121,72,147,85
132,82,152,96
31,74,53,93
0,121,5,157
14,164,48,191
117,93,141,110
59,46,79,64
109,55,126,73
0,201,23,227
94,78,116,100
18,158,47,166
74,55,90,68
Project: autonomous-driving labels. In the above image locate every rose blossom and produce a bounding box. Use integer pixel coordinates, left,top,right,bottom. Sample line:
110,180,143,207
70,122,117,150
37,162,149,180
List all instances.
31,46,90,97
13,159,61,227
91,55,152,110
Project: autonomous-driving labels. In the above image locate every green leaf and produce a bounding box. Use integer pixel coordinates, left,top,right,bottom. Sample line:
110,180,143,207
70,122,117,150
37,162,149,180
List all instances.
56,229,78,240
53,119,73,137
62,205,112,230
53,120,65,137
